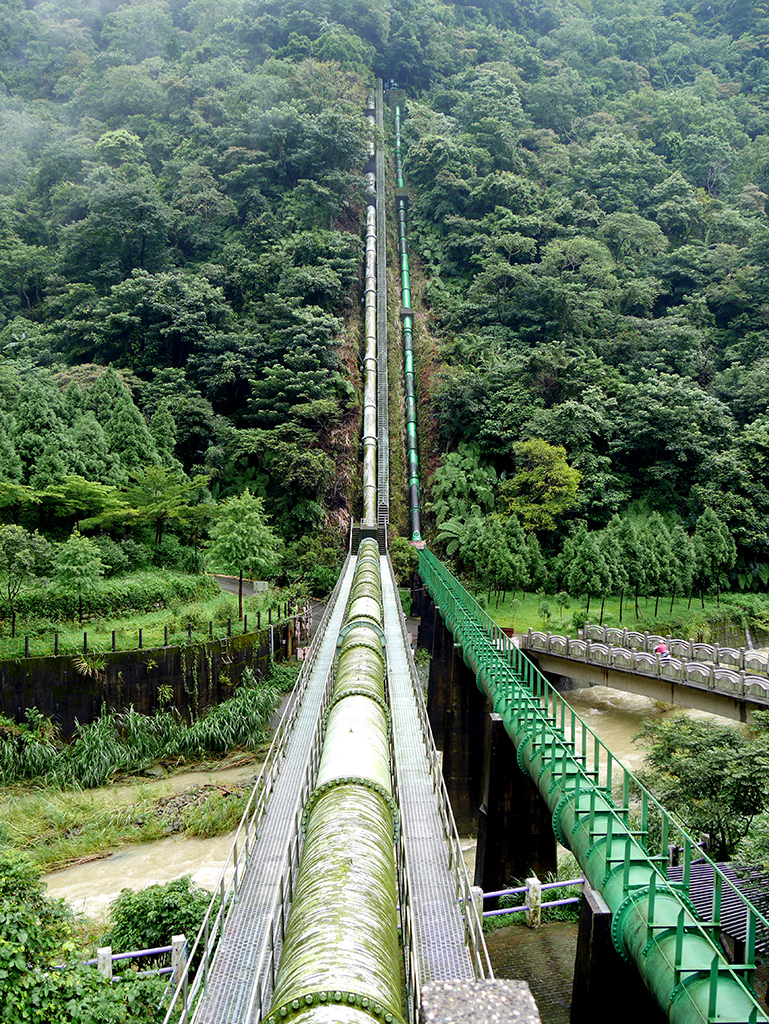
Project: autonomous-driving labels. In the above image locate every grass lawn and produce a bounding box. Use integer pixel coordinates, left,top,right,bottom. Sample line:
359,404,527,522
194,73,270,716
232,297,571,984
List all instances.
466,586,766,643
0,588,300,660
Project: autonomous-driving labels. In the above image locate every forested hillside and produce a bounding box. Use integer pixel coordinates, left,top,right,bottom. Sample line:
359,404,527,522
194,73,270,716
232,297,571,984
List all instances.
1,0,768,612
398,0,769,605
0,0,376,582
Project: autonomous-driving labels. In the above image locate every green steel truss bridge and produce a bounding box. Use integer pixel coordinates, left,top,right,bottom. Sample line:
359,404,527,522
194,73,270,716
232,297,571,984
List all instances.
418,547,769,1024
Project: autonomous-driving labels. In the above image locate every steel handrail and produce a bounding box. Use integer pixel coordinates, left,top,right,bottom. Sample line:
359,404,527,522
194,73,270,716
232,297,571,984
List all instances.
162,557,352,1023
386,554,492,985
420,547,769,1024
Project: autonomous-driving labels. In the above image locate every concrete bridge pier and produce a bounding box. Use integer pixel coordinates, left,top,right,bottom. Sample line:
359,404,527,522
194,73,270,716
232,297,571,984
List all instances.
426,602,451,749
410,569,424,618
418,590,436,656
571,884,666,1024
441,642,488,833
475,713,557,904
425,604,487,832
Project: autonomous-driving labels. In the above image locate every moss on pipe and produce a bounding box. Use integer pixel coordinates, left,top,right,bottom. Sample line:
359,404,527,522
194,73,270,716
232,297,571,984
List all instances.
268,787,403,1024
316,696,392,794
267,535,404,1024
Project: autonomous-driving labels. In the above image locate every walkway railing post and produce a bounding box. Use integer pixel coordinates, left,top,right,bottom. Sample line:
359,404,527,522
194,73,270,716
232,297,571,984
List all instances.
97,947,112,981
525,876,541,929
172,936,188,1011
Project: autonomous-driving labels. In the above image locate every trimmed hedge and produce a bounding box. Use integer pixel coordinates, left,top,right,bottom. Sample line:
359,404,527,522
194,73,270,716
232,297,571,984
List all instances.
12,570,220,620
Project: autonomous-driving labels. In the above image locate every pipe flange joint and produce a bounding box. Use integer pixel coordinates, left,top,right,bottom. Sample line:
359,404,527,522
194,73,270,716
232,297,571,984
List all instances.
325,688,392,735
302,776,400,843
515,735,533,775
265,989,407,1024
610,884,698,962
336,638,387,664
551,791,578,847
338,621,386,646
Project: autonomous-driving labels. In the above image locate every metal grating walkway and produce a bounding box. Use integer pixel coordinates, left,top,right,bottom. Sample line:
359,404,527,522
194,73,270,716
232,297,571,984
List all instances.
193,557,357,1024
380,557,476,982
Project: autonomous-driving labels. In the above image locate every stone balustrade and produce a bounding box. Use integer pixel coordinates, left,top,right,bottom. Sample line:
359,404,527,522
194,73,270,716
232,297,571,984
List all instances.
524,627,769,705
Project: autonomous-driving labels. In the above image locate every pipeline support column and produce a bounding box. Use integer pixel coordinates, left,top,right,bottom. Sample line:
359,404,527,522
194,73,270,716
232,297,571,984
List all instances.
571,885,666,1024
475,713,557,900
417,583,435,652
441,643,487,834
426,605,450,750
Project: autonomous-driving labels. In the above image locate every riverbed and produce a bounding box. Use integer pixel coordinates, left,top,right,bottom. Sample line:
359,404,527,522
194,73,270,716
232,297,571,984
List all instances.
42,762,257,922
42,684,727,924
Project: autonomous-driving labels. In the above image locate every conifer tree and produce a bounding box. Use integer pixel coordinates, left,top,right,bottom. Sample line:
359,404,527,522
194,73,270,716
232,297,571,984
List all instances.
207,491,281,618
105,390,158,472
150,400,179,468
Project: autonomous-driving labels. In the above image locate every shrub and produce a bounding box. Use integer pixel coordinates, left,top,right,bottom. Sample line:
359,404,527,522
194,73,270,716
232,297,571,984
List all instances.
152,534,203,573
266,661,301,693
120,538,152,569
92,536,130,577
305,563,341,597
184,680,280,754
0,671,280,788
14,568,219,619
101,875,217,959
0,709,60,785
390,536,419,586
0,850,170,1023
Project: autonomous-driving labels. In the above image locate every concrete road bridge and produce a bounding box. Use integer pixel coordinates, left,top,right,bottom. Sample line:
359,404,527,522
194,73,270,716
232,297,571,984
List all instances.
522,626,769,724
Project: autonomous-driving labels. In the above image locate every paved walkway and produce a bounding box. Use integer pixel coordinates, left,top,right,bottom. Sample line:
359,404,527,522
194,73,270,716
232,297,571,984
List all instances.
486,923,577,1024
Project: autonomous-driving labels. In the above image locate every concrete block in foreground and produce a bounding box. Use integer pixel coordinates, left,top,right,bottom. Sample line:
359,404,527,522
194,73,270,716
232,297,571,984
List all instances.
420,980,541,1024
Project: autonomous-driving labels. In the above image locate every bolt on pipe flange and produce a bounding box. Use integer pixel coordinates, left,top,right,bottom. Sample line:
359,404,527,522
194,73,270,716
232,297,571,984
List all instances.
610,884,699,962
264,988,407,1024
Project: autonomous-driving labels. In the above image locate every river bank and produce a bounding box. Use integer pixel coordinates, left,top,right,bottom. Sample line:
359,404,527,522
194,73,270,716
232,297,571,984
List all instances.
36,683,730,939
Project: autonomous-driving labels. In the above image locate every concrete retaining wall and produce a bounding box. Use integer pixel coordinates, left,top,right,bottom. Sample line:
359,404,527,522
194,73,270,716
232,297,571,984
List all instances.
0,620,295,739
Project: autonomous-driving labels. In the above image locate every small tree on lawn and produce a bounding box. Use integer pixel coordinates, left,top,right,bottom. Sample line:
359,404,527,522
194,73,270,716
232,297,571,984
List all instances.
566,524,611,618
207,491,281,619
670,523,695,612
54,530,106,623
0,525,50,635
693,507,736,607
598,525,627,625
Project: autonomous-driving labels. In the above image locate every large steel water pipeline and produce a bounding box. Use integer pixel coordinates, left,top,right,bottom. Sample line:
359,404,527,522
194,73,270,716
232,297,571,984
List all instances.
419,549,769,1024
262,546,404,1024
393,105,422,542
362,96,379,526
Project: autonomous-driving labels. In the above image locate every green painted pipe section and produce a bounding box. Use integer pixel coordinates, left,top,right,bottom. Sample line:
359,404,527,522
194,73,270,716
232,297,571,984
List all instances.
266,537,404,1024
395,105,422,542
418,547,769,1024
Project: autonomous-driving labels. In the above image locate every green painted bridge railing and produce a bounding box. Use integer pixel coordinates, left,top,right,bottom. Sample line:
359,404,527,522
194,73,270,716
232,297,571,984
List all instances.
419,547,769,1024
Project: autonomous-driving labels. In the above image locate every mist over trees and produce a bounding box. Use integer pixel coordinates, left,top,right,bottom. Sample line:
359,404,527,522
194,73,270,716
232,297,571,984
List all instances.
0,0,767,612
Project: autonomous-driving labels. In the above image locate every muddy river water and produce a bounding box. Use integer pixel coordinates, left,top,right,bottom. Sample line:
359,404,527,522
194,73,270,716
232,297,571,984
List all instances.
43,685,725,922
42,764,257,922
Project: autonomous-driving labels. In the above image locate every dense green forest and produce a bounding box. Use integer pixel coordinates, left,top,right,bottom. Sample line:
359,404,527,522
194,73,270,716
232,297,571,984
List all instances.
0,0,769,616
